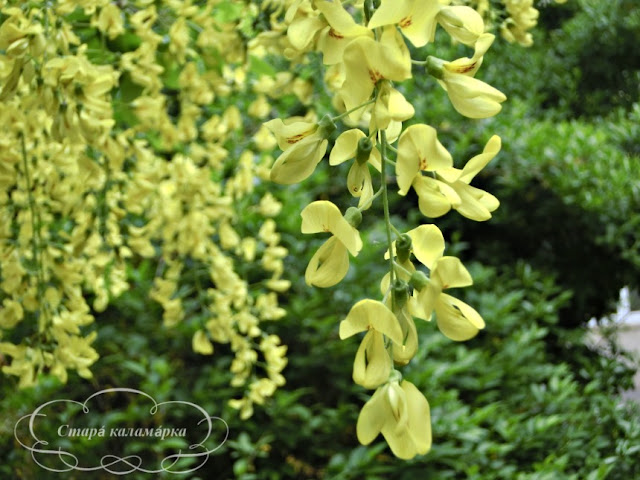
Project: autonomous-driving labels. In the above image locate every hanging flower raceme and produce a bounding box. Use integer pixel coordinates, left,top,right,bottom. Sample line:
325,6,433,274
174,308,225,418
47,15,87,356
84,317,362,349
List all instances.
300,201,363,287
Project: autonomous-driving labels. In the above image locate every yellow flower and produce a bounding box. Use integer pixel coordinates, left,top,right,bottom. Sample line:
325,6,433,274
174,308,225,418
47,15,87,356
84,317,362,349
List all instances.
264,117,333,184
406,225,485,341
429,35,506,119
339,27,411,121
395,124,453,196
339,299,404,388
368,0,441,47
371,82,415,131
300,201,362,287
329,129,381,209
436,6,485,46
357,379,431,459
193,330,214,354
436,135,501,221
315,0,373,65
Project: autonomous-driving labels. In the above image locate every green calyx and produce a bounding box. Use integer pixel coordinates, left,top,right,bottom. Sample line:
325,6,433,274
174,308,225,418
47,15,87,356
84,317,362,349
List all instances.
392,280,409,309
396,233,412,264
356,137,373,165
426,56,445,80
344,206,363,228
409,271,429,291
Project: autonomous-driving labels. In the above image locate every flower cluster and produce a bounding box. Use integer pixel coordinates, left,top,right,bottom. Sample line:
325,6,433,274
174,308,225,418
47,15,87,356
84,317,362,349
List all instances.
0,0,308,417
266,0,507,459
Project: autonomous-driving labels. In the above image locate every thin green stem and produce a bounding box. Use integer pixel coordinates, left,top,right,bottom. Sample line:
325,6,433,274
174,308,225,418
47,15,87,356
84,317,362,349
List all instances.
393,260,413,278
379,129,396,291
358,185,383,212
331,98,375,121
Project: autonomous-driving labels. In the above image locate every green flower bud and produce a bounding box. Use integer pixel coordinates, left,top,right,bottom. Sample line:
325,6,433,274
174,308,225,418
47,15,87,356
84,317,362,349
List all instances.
356,137,373,165
409,271,429,291
344,206,362,228
396,233,412,264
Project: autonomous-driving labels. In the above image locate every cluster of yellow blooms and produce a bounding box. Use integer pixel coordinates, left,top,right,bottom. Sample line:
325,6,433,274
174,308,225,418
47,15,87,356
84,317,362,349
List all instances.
0,0,312,419
468,0,568,47
266,0,511,460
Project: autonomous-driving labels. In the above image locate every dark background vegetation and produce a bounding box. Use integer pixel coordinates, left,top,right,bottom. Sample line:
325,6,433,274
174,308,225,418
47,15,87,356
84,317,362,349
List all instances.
2,0,639,478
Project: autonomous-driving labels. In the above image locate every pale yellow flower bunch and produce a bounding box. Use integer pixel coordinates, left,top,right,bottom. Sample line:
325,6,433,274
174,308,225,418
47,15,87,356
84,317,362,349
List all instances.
0,0,306,417
266,0,508,459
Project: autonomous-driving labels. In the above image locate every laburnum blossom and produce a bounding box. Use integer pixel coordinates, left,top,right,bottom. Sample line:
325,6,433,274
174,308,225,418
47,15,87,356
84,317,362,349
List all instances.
371,82,415,131
339,299,404,388
429,34,506,119
264,116,334,184
395,123,453,196
329,129,381,209
406,225,485,341
436,135,501,221
314,0,373,65
357,379,431,459
436,6,485,46
339,26,411,121
407,134,500,220
368,0,484,47
367,0,441,47
300,201,362,287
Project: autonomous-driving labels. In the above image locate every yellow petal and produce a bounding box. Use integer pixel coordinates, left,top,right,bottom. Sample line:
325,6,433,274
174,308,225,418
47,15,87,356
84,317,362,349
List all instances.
412,284,439,321
305,236,350,287
440,74,506,119
397,124,452,195
459,134,501,183
392,308,418,365
329,129,365,165
300,200,362,255
288,15,327,50
434,293,485,341
432,256,472,288
407,224,444,269
270,137,328,184
353,330,392,388
339,299,403,344
357,385,387,445
437,6,484,46
401,380,432,455
264,118,318,151
368,0,440,48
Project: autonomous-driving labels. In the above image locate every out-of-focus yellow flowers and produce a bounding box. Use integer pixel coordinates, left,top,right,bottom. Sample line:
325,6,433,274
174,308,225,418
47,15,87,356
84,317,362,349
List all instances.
0,1,295,416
